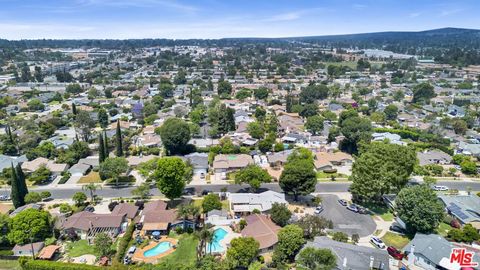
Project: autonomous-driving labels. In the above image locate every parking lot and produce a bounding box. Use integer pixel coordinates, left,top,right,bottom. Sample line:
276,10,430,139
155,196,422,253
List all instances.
317,194,377,237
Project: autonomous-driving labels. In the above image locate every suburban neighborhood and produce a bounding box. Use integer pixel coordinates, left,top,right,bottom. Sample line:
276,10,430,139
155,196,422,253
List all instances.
1,2,480,269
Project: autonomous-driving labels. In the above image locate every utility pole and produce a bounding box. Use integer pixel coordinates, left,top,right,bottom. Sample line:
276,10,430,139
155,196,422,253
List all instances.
26,229,35,260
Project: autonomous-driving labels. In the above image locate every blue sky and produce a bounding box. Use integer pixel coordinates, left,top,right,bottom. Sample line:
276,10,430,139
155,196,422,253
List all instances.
0,0,478,39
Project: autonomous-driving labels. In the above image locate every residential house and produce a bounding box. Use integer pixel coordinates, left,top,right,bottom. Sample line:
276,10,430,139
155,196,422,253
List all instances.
300,236,390,270
126,155,157,167
241,214,280,253
137,133,161,148
267,149,294,167
111,203,139,221
212,154,253,174
371,132,406,146
314,151,353,171
37,245,61,260
12,242,45,257
277,112,304,134
417,150,452,166
21,157,68,175
438,195,480,229
9,203,42,217
140,200,195,236
229,190,287,214
281,133,308,144
68,163,91,177
184,153,209,177
205,209,240,226
403,233,479,270
62,211,126,241
456,141,480,157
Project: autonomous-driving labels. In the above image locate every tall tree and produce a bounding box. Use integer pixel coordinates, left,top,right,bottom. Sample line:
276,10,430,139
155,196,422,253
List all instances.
273,224,306,264
157,117,191,155
395,185,444,233
226,237,259,269
99,157,128,186
10,164,24,208
235,165,271,192
297,247,336,270
153,157,190,200
15,164,28,202
98,132,106,163
115,119,123,157
98,108,109,129
72,103,77,115
350,142,416,202
279,153,317,201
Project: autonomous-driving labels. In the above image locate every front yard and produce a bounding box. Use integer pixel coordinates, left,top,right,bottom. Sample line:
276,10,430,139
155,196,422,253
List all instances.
436,222,453,237
381,232,411,249
78,172,102,184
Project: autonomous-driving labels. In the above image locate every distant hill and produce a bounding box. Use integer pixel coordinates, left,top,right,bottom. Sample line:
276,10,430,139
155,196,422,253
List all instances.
286,28,480,50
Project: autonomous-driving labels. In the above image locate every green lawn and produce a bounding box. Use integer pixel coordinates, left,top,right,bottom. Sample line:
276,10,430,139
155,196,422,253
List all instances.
159,234,198,266
66,240,96,257
381,232,411,249
78,172,102,184
316,171,348,180
360,202,394,221
0,259,20,270
221,200,230,211
436,222,453,237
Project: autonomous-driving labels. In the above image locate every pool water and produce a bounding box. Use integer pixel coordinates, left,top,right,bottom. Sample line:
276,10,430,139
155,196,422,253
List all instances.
206,228,228,253
143,241,172,257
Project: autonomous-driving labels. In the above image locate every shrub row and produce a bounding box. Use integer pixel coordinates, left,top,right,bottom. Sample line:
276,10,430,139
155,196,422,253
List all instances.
114,222,136,262
22,260,102,270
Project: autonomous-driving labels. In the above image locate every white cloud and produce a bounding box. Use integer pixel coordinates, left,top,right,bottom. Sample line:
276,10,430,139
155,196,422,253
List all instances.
409,12,421,18
263,11,302,22
439,8,463,17
76,0,198,13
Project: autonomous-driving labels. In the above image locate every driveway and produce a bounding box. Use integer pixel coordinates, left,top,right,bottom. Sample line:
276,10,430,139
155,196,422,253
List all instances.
317,194,376,237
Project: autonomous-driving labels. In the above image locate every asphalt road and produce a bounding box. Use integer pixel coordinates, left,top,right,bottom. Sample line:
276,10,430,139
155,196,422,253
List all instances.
0,180,479,200
318,194,377,237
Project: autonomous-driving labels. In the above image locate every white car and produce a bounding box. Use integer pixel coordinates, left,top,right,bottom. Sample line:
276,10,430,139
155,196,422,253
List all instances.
370,236,386,249
433,185,449,191
314,205,324,214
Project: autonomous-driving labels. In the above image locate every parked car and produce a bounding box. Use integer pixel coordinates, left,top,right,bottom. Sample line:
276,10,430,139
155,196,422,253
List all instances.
85,206,95,212
347,204,360,213
201,189,212,196
432,185,449,191
314,205,324,214
389,224,406,234
127,246,136,255
370,236,386,249
338,199,347,206
387,246,404,260
0,195,10,201
357,206,368,214
182,187,195,195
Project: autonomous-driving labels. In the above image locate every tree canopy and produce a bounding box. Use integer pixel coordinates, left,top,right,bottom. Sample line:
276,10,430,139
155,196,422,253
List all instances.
235,165,271,192
153,157,189,200
158,117,192,155
350,142,416,202
226,237,259,269
7,209,51,245
395,184,444,233
273,224,306,264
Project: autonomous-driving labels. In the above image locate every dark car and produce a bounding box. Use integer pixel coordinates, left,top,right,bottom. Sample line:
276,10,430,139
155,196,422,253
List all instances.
182,187,195,195
85,206,95,212
347,204,360,213
338,199,348,206
357,206,368,214
201,190,212,196
387,246,404,260
389,224,406,234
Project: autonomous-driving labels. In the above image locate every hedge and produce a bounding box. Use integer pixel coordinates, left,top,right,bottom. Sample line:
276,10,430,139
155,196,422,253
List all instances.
22,260,102,270
114,221,136,262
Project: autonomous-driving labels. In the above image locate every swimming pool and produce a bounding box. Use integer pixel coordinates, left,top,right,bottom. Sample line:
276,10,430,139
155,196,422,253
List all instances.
206,228,228,253
143,241,172,257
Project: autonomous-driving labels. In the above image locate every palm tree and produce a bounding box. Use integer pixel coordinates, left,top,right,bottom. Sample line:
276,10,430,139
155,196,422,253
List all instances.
196,224,214,259
82,183,101,203
177,203,200,231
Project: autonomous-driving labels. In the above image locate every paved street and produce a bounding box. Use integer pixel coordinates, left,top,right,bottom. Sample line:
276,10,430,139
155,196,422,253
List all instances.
1,180,479,200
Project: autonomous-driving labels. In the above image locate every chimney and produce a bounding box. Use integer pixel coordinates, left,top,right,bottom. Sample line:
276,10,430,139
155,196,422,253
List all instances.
408,244,415,265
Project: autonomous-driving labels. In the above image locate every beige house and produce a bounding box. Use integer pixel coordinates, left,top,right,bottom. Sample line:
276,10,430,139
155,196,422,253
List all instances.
314,151,353,171
212,154,253,173
21,157,68,175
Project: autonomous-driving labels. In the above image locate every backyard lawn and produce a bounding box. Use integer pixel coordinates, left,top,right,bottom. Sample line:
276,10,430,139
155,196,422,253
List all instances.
0,259,20,270
160,234,198,266
381,232,411,249
78,172,102,184
436,222,453,237
66,240,96,257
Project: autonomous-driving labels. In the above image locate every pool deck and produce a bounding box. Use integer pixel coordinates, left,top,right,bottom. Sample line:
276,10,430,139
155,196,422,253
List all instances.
212,226,240,255
132,236,178,264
